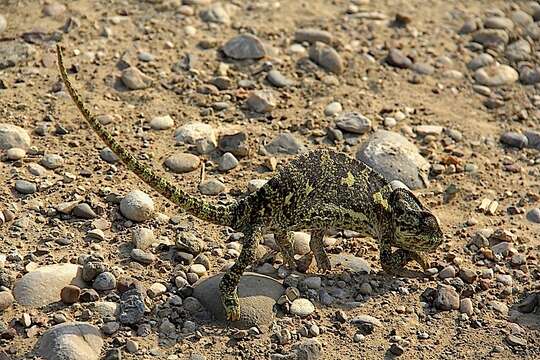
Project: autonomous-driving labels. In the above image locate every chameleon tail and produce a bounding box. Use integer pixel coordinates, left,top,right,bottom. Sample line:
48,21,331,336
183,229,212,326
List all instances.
56,44,233,227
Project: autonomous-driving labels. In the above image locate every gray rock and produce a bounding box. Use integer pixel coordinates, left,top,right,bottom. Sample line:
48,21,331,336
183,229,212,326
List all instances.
524,130,540,149
474,65,518,86
149,115,174,130
472,29,509,49
82,262,106,282
36,322,103,360
131,227,155,250
0,41,32,70
198,179,225,195
459,19,479,34
6,147,26,160
292,339,322,360
43,2,66,17
0,291,14,310
164,153,200,173
247,90,276,113
500,132,528,148
119,190,154,222
72,203,97,219
510,9,533,27
266,133,304,155
467,53,494,71
41,154,64,169
223,34,266,60
324,102,342,116
267,70,293,88
505,40,531,62
219,152,239,171
356,130,430,189
193,272,284,329
484,16,514,31
200,3,230,24
438,265,456,279
294,28,333,45
13,264,86,307
411,63,435,75
385,48,412,68
351,314,383,328
525,22,540,40
335,112,371,134
526,208,540,223
130,249,156,265
93,272,116,291
176,232,204,255
519,65,540,85
218,132,249,157
0,123,31,149
329,254,371,274
121,67,152,90
15,180,37,194
174,122,217,152
118,290,145,325
460,298,474,315
308,42,343,74
290,298,315,317
99,148,119,163
434,284,459,310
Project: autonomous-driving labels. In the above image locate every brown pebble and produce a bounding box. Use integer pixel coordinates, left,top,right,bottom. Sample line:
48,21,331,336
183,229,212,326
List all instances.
60,285,81,304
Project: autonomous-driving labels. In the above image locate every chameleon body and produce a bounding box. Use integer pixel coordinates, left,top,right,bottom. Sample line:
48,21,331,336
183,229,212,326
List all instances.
56,45,443,321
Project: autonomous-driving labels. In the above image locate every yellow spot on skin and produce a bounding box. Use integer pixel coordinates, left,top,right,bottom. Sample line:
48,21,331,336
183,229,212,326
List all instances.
284,192,293,205
305,182,314,195
373,191,389,211
340,172,355,187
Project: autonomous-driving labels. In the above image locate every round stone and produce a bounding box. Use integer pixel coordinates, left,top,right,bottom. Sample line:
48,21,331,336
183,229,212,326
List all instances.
15,179,37,194
223,34,266,60
474,65,518,86
37,322,103,360
43,2,66,17
41,154,64,169
6,147,25,160
385,48,412,68
526,208,540,223
93,272,117,291
99,148,119,163
131,227,155,250
119,190,155,222
309,42,343,74
290,298,315,317
219,152,239,171
61,285,81,304
189,264,207,277
324,102,342,116
0,123,31,150
293,232,311,256
0,291,14,310
467,53,494,71
164,153,200,173
438,265,456,279
150,115,174,130
130,249,156,265
198,179,225,195
266,70,293,88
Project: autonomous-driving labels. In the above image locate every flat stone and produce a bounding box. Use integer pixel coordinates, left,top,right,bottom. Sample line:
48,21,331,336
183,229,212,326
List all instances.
266,70,294,88
13,264,86,307
336,112,371,134
193,272,284,329
472,29,509,49
506,334,527,347
309,42,343,74
386,48,412,68
356,130,430,189
500,132,528,148
119,190,154,222
474,65,518,86
164,153,200,173
351,314,383,328
265,133,304,155
467,53,494,71
150,115,174,130
484,16,514,31
0,123,31,149
36,322,103,360
15,180,37,194
329,254,371,274
223,34,265,60
130,249,156,265
6,147,26,160
294,28,333,45
121,67,152,90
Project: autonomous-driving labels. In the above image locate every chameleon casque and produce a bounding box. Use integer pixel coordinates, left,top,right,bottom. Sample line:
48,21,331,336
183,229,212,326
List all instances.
56,45,443,321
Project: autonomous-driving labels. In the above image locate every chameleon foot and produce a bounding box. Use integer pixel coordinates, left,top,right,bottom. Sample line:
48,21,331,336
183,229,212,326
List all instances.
222,292,241,321
408,251,429,271
314,252,332,272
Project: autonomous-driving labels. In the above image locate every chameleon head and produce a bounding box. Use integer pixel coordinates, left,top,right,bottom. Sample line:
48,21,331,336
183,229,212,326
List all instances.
388,188,443,252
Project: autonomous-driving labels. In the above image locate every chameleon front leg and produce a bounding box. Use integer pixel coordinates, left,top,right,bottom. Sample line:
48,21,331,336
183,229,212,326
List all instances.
310,229,331,272
274,231,297,269
379,242,428,274
219,224,262,321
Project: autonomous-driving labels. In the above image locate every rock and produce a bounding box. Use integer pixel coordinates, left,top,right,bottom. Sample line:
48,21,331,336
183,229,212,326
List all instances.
324,102,342,116
119,190,154,222
389,343,405,356
506,334,528,347
434,284,459,311
438,265,456,279
174,122,217,152
0,291,14,310
526,208,540,223
467,53,494,71
293,232,311,255
356,130,430,189
290,298,315,317
510,9,533,27
36,322,103,360
525,130,540,149
308,42,343,74
164,153,200,173
0,41,32,70
218,132,249,157
15,180,37,194
266,133,304,155
61,285,81,304
41,154,63,169
99,148,119,163
247,90,276,113
149,115,174,130
200,3,230,24
13,264,86,307
80,289,99,303
6,147,26,160
193,272,284,329
411,63,435,75
0,123,31,149
500,132,528,148
351,314,383,333
176,233,204,255
484,16,514,31
43,2,66,17
130,249,156,265
0,14,6,33
93,272,116,291
294,28,333,45
148,283,167,298
292,338,322,360
335,112,371,134
385,48,412,68
519,65,540,85
131,227,155,250
199,178,225,195
460,298,473,315
219,152,239,171
474,65,518,86
118,290,145,325
472,29,509,49
459,268,477,284
329,254,371,274
266,70,293,88
72,203,97,219
517,293,538,313
82,262,106,282
459,19,479,34
505,40,531,62
303,277,322,290
223,34,265,60
121,67,152,90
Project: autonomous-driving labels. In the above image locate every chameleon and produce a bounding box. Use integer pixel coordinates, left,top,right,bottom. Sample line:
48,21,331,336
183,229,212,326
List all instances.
56,44,443,321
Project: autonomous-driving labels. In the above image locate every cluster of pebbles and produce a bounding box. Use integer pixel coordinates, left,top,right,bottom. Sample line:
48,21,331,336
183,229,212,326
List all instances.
0,0,539,359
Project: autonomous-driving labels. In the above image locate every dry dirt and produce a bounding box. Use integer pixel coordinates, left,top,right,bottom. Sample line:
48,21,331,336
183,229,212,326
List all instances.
0,0,539,359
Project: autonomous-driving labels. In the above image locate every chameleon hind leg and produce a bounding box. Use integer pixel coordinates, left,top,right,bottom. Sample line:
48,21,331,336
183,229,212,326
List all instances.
310,229,331,271
380,243,428,274
274,231,297,269
219,224,262,321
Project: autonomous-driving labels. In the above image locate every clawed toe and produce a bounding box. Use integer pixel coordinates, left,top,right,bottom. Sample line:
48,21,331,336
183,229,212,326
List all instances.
222,294,241,321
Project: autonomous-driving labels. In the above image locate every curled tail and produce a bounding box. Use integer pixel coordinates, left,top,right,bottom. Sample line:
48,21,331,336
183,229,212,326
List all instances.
56,44,233,227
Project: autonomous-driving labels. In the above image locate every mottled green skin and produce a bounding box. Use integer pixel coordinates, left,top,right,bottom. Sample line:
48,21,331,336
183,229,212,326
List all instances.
57,45,443,322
